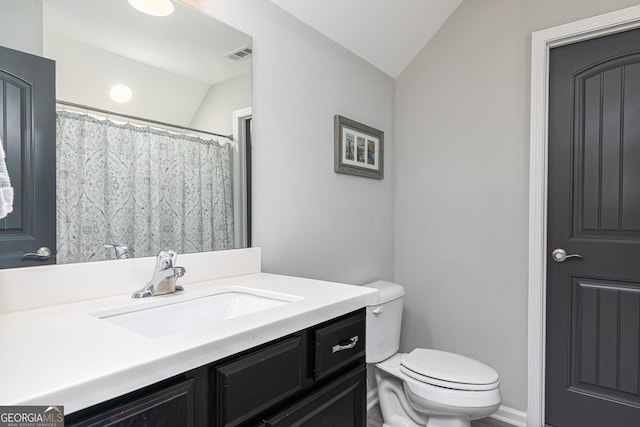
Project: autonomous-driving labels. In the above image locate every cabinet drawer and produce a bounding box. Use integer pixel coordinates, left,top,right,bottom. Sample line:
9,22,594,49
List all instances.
314,310,365,380
215,335,305,427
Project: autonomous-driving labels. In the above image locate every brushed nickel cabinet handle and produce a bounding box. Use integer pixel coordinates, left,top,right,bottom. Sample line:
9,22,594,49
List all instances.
332,336,359,353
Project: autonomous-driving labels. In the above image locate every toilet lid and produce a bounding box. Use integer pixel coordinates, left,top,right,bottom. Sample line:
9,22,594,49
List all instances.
400,349,499,391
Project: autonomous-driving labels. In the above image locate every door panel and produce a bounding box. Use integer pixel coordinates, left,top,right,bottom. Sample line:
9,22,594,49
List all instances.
0,45,56,268
571,279,640,405
574,56,640,237
547,28,640,426
0,70,28,231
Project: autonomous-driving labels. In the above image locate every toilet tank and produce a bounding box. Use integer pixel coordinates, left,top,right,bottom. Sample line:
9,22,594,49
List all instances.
364,281,405,363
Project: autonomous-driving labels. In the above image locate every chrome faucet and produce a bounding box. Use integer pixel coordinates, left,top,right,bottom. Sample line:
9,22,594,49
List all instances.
104,243,133,259
132,250,186,298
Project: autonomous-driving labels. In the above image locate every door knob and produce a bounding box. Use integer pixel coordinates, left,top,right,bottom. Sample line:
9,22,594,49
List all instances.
551,248,582,263
23,247,52,260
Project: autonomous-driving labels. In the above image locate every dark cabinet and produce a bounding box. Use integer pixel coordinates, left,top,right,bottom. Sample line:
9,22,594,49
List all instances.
65,366,210,427
263,365,366,427
314,310,365,380
65,309,366,427
66,379,196,427
214,335,308,427
213,310,365,426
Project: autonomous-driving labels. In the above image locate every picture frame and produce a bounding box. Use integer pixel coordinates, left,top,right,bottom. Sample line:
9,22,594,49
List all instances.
334,115,384,179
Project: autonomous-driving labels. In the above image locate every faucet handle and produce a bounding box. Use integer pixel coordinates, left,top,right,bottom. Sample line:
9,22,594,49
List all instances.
156,249,178,269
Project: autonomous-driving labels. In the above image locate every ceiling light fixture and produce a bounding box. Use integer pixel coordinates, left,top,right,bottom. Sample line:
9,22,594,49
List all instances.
127,0,174,17
110,85,133,103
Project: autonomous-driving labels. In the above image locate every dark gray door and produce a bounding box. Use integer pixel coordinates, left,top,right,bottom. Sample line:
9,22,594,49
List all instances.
0,45,56,268
547,28,640,426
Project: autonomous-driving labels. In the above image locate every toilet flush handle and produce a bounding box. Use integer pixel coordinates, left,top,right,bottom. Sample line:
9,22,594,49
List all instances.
372,306,383,314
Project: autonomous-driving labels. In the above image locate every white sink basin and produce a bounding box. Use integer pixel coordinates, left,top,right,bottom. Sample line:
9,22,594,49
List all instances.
98,291,291,338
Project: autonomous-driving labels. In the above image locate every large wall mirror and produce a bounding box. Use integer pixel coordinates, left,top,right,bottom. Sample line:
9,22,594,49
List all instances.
0,0,251,267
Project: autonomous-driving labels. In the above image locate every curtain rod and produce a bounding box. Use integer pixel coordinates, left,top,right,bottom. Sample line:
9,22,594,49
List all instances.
56,100,234,140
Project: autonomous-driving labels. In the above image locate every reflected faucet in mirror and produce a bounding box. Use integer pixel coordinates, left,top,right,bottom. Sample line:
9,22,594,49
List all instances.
132,250,186,299
104,244,133,260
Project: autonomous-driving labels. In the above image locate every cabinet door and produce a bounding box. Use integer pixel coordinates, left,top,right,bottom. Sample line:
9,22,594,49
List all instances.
264,365,366,427
66,379,195,427
215,335,306,427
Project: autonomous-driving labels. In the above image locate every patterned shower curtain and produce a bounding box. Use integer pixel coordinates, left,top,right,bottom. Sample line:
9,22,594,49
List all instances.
56,110,234,264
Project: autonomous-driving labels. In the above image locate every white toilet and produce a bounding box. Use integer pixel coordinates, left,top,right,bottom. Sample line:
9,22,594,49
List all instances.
365,281,501,427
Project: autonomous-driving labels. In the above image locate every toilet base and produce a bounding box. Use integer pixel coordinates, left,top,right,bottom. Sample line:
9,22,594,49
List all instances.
377,375,424,427
376,373,476,427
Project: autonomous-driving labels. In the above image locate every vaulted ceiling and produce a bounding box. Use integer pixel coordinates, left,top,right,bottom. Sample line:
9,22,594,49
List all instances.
268,0,463,78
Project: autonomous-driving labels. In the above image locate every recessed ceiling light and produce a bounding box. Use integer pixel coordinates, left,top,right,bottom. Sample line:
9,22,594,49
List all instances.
128,0,174,17
110,85,133,103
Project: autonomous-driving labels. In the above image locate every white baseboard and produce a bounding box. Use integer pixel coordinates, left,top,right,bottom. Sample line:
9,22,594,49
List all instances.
489,405,528,427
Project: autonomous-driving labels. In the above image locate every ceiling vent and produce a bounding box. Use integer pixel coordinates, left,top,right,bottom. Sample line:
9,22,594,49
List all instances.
225,46,252,61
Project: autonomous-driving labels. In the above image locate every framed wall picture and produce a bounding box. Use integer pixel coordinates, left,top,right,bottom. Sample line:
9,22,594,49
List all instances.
334,115,384,179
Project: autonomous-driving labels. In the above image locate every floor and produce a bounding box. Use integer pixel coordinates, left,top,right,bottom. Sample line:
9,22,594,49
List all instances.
367,404,513,427
471,418,514,427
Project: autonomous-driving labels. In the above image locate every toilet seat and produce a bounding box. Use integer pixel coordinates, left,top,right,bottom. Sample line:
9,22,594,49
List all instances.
400,349,499,391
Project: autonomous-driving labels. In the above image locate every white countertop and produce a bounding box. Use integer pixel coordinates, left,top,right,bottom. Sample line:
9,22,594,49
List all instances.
0,272,378,414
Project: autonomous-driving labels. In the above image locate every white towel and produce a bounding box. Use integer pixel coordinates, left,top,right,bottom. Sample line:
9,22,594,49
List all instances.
0,138,14,219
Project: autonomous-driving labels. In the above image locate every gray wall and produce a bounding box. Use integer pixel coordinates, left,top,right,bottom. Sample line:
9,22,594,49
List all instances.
395,0,640,412
185,0,396,285
0,0,42,55
190,73,251,136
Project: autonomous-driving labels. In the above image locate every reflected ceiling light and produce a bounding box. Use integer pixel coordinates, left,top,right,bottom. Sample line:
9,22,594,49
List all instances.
110,85,133,103
127,0,174,17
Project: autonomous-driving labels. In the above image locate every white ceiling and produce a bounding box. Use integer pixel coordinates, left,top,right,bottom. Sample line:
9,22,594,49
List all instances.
42,0,251,85
268,0,462,78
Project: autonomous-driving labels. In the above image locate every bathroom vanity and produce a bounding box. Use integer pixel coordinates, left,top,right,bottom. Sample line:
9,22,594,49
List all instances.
0,248,377,426
66,309,366,426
